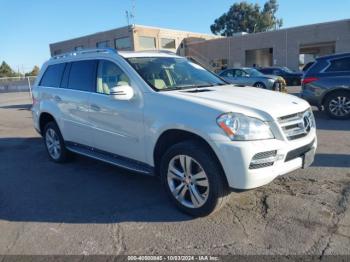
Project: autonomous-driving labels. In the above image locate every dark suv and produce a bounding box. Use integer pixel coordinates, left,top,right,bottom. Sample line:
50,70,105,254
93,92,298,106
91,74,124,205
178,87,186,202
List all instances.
301,53,350,119
258,67,302,86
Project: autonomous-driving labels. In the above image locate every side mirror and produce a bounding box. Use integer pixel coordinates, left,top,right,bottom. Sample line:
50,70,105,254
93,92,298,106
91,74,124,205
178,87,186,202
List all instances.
110,85,134,100
245,74,250,78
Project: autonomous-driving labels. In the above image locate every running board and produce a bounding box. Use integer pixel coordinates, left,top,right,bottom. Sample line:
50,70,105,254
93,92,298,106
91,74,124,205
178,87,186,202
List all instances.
66,142,154,175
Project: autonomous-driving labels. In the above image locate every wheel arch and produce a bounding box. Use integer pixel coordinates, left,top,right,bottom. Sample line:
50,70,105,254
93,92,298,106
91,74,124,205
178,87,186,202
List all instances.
152,129,229,186
321,88,350,106
39,112,59,134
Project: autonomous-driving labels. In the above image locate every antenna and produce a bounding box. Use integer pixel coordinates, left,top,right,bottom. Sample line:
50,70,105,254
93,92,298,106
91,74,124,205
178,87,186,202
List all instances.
125,0,135,26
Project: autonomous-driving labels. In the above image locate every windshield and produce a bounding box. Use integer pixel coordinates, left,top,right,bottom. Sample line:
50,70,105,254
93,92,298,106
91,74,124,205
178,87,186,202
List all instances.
126,57,226,91
244,68,265,77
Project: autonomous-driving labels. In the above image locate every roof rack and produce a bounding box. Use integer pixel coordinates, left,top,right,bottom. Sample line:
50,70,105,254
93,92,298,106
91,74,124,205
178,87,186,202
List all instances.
51,48,118,60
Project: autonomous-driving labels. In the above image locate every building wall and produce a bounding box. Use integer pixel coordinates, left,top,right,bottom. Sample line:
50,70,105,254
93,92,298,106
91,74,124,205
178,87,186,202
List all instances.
49,25,218,56
186,19,350,71
50,26,133,55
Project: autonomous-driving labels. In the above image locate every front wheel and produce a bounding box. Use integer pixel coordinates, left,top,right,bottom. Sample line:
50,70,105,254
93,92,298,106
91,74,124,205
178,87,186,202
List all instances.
160,141,230,217
324,91,350,119
253,82,266,89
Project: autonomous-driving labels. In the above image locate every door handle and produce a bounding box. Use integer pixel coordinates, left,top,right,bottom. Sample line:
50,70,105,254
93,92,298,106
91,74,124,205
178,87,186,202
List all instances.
54,95,62,102
91,104,101,111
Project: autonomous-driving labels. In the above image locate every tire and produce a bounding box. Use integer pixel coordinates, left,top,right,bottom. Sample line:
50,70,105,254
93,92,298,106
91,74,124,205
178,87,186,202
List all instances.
253,82,266,89
324,91,350,120
43,121,70,163
292,79,300,86
160,140,230,217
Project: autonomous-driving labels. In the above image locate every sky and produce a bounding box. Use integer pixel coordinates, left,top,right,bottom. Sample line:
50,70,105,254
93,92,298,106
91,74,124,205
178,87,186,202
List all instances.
0,0,349,73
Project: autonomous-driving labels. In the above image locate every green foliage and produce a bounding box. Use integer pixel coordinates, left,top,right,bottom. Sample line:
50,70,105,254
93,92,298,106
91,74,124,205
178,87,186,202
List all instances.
0,61,17,77
25,66,40,77
210,0,283,36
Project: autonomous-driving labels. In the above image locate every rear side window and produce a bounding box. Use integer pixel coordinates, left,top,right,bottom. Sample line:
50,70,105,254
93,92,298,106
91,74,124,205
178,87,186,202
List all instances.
260,69,272,74
67,60,97,91
40,63,66,87
220,70,233,77
326,57,350,72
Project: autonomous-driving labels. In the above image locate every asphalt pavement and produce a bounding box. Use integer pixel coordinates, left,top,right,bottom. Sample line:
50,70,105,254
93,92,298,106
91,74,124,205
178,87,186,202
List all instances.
0,91,349,256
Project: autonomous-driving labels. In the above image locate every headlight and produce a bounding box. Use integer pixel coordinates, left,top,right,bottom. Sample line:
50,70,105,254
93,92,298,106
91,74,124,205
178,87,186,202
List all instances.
267,78,275,83
306,108,316,129
217,113,274,141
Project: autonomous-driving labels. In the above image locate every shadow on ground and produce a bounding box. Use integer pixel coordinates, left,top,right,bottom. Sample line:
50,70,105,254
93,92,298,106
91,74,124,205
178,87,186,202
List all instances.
313,110,350,131
0,104,31,110
0,137,191,224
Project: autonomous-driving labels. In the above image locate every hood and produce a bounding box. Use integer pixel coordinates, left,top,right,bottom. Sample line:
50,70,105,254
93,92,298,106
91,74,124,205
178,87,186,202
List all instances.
165,85,309,121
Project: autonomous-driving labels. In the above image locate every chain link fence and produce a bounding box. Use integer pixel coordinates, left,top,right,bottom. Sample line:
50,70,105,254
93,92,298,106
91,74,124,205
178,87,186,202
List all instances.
0,76,36,94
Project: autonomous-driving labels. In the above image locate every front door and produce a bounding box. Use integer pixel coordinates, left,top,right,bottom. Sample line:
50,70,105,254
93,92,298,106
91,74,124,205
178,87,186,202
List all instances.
88,59,145,162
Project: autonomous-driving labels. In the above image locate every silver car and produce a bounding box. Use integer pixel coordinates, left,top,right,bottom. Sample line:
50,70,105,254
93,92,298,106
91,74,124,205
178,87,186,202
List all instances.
219,67,280,90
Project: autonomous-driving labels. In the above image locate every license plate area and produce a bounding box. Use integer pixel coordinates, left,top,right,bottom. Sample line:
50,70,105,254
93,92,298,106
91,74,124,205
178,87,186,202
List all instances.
302,148,315,169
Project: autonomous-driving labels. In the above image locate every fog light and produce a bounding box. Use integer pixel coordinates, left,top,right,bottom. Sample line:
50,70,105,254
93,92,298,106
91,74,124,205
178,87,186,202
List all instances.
249,150,277,169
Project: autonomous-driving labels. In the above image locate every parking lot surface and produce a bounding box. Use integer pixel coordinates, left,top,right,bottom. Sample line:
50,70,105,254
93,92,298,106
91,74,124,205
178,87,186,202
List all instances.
0,91,349,256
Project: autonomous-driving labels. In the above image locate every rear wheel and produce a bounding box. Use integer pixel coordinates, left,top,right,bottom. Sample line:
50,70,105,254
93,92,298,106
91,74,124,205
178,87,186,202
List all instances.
43,122,70,163
160,141,230,217
324,91,350,119
253,82,266,89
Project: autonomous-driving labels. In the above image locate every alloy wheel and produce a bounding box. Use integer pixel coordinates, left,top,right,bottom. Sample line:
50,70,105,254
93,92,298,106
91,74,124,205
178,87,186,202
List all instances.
329,96,350,117
45,128,61,160
167,155,209,208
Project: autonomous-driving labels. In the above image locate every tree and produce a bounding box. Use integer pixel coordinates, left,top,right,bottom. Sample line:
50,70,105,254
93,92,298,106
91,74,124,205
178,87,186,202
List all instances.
25,66,40,77
210,0,283,36
0,61,16,77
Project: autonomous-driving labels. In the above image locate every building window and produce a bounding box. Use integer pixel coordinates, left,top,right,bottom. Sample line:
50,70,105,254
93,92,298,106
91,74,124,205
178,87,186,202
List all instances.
53,50,62,56
161,38,176,49
75,46,84,51
96,40,110,48
115,37,131,50
139,36,156,49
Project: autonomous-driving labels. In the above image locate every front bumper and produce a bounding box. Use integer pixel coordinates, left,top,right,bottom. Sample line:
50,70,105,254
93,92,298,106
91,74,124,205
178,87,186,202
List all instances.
213,132,317,190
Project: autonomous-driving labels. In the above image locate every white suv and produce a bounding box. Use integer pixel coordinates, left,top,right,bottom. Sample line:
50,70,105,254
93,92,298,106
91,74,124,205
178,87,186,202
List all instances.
32,48,317,216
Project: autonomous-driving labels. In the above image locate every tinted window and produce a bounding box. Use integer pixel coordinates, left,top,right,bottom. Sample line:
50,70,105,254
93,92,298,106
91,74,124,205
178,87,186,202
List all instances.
326,57,350,72
60,63,71,89
115,37,131,50
96,41,110,48
97,60,130,95
220,70,233,77
161,38,176,49
139,36,156,49
40,63,66,87
260,68,272,74
67,60,97,92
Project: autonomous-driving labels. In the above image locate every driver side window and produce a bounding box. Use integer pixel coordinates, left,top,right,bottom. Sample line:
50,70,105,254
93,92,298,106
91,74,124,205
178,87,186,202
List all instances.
96,60,130,95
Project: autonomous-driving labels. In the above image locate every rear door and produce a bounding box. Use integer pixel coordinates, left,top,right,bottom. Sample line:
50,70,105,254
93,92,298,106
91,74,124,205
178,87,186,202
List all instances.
58,60,97,146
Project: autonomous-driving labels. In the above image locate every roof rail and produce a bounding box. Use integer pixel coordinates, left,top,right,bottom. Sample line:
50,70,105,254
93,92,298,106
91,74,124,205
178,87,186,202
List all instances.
120,50,177,55
51,48,118,60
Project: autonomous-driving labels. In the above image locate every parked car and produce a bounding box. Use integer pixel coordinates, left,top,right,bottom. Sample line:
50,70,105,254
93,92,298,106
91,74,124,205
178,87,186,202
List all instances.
32,48,317,217
258,67,303,86
302,62,315,72
219,67,282,90
301,53,350,119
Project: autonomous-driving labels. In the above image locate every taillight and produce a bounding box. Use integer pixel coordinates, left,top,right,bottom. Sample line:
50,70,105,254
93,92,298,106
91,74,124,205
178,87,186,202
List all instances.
302,77,318,85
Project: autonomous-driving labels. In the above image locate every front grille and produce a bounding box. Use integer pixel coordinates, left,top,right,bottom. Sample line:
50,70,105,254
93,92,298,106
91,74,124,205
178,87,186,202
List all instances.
278,109,314,141
285,139,315,162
